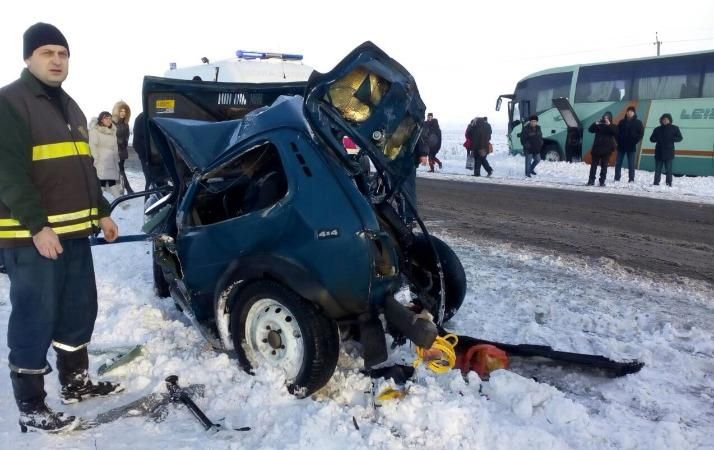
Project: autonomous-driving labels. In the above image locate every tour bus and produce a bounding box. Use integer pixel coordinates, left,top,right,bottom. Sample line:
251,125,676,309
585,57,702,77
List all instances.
164,50,314,83
496,50,714,176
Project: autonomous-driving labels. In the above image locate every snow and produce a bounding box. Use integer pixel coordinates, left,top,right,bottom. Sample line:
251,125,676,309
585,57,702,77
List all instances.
420,130,714,205
1,169,713,449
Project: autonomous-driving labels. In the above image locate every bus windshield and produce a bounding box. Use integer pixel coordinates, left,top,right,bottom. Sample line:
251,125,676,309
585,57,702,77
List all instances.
514,72,571,118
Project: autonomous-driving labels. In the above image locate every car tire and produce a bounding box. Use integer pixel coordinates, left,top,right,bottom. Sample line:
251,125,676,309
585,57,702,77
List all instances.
408,235,467,323
152,246,170,298
543,145,562,162
229,280,339,398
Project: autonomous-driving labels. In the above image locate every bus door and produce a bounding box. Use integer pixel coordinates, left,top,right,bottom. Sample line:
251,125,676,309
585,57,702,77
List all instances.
552,97,583,162
496,94,518,132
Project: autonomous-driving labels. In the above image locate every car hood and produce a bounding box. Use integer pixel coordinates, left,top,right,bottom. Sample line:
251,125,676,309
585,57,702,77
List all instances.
303,41,426,176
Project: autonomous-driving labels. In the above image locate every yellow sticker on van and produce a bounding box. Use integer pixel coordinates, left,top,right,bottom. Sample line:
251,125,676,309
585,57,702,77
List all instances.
155,99,175,114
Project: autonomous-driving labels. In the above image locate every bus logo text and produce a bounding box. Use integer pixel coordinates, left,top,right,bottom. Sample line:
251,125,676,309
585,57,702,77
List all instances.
680,109,714,120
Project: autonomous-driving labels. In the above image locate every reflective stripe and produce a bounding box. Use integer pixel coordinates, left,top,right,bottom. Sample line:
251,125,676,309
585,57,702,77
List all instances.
9,363,51,375
0,208,98,227
32,141,90,161
0,220,98,238
52,341,90,352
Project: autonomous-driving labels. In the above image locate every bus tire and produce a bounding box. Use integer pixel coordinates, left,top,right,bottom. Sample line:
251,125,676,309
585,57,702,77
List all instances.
543,144,562,162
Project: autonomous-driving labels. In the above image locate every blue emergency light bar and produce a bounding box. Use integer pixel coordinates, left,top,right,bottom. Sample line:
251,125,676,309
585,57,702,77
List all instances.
236,50,303,61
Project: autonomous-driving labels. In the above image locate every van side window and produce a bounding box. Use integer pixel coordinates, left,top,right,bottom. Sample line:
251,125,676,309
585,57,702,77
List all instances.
189,142,287,226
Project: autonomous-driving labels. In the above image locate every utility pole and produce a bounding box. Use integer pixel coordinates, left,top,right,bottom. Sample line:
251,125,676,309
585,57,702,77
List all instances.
654,32,662,56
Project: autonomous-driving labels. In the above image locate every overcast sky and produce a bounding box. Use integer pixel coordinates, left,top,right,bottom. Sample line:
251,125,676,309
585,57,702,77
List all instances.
2,0,713,129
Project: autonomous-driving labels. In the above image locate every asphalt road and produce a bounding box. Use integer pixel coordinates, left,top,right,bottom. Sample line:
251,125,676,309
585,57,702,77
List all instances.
416,178,714,284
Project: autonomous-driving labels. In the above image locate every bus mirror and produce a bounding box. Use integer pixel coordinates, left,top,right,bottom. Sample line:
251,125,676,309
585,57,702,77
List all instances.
496,97,502,111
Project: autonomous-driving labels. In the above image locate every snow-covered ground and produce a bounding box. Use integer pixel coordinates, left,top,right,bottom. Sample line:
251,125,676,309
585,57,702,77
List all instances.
420,130,714,205
1,170,713,449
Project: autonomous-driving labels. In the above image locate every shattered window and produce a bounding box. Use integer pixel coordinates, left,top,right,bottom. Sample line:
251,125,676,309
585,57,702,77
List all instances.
190,142,287,226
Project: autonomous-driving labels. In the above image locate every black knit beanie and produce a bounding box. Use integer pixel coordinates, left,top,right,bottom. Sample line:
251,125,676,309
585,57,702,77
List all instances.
23,22,69,59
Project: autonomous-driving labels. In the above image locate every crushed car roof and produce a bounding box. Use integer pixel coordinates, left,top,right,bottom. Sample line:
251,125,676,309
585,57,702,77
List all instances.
151,95,310,172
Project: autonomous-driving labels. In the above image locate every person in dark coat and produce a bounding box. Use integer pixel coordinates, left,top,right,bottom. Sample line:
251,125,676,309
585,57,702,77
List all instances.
112,101,133,194
0,22,123,433
649,113,683,186
615,106,644,182
132,111,149,189
587,111,617,186
424,113,442,172
400,132,429,224
520,115,543,177
467,116,493,176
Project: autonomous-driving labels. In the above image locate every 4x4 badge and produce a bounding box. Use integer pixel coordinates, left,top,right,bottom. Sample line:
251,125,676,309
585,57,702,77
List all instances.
317,228,340,240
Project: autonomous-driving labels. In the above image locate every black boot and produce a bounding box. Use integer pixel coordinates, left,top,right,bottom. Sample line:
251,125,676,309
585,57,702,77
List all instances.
18,401,79,433
12,372,79,433
56,347,125,404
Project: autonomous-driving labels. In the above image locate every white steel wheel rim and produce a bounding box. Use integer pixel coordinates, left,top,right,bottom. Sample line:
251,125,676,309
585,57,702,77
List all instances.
545,150,560,162
243,298,304,382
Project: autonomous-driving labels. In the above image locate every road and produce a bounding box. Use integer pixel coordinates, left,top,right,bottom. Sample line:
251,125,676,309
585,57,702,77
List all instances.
416,178,714,284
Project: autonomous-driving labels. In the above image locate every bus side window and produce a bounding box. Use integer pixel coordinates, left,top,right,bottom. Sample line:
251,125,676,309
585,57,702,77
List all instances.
704,63,714,97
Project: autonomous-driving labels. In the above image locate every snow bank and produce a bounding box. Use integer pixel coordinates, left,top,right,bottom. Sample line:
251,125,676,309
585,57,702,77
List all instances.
0,170,711,449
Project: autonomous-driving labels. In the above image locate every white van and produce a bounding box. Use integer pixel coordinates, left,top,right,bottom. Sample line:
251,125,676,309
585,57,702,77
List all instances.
164,50,314,83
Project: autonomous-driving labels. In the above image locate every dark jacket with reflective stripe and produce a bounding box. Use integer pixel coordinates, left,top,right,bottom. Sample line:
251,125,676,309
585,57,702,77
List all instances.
0,69,110,248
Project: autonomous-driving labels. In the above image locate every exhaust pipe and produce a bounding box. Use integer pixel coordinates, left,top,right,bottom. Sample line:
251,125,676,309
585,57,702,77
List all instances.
383,296,437,348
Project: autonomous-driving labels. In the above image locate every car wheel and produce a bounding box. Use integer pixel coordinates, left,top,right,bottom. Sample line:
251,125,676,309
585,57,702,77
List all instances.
543,145,562,162
408,235,467,323
230,280,339,397
152,246,170,298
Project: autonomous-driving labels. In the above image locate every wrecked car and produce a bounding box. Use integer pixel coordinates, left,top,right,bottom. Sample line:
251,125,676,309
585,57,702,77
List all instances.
112,42,466,397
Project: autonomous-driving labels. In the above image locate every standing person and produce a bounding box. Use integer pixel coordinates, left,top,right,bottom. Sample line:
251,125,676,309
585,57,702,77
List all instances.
649,113,683,186
112,101,133,194
132,111,149,189
90,111,122,199
615,106,644,182
520,115,543,177
467,116,493,177
401,133,430,225
587,111,617,186
0,23,123,433
424,112,442,172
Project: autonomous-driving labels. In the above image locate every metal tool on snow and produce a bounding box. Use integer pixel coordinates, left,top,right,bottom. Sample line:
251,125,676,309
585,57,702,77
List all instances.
165,375,223,432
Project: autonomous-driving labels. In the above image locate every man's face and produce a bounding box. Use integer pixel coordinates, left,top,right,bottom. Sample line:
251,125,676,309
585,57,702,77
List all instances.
25,44,69,87
427,114,433,122
662,117,671,125
626,110,635,119
529,119,537,127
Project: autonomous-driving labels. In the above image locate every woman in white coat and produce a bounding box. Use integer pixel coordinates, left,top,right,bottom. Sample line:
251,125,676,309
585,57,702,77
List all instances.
89,111,122,198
